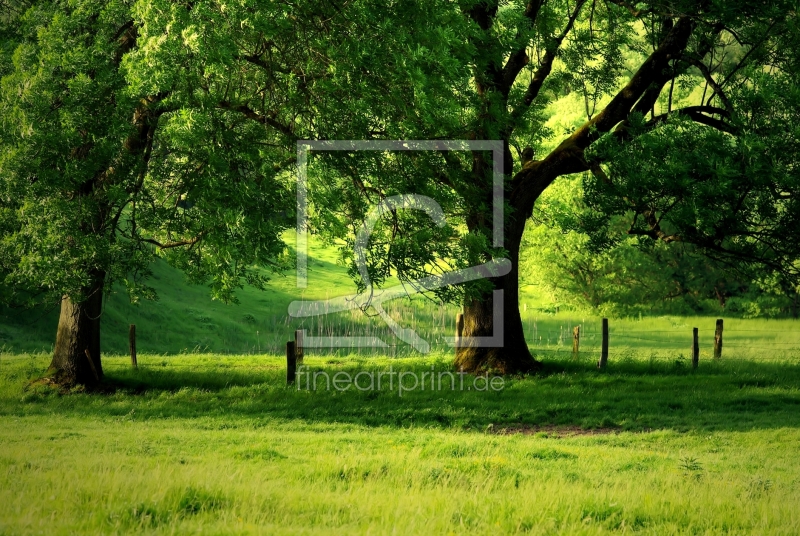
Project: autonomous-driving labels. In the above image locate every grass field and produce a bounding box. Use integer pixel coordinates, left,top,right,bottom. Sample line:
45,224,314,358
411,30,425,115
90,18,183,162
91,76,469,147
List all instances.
2,240,800,533
1,352,800,534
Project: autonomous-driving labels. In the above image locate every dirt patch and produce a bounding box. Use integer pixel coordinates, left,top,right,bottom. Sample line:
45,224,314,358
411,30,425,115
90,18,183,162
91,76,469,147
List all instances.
490,424,620,437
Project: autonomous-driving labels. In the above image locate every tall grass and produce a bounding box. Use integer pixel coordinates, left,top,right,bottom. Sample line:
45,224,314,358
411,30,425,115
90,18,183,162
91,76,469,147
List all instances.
1,353,800,534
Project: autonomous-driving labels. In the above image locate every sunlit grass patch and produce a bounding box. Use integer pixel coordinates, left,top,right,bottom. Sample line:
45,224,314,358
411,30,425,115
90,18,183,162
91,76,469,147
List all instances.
1,353,800,533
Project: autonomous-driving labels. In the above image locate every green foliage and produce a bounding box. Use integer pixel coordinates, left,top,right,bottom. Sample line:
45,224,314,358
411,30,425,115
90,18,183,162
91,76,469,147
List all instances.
0,237,465,354
0,0,306,309
587,113,800,281
520,176,795,316
0,1,142,302
2,0,800,352
298,0,800,320
569,13,800,310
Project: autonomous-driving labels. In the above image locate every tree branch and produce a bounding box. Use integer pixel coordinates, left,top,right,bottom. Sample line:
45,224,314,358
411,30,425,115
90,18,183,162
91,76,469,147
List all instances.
499,0,545,97
463,0,504,97
218,101,295,139
548,16,694,159
508,16,696,219
604,0,655,18
142,231,207,251
646,105,736,134
506,0,587,132
683,55,734,112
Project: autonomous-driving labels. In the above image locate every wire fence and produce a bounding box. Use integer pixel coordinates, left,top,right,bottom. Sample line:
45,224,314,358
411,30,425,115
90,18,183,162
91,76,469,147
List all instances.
2,310,799,367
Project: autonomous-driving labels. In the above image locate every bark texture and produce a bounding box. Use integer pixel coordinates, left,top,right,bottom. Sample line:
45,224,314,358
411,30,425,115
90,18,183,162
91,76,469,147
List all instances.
48,276,105,386
455,211,540,374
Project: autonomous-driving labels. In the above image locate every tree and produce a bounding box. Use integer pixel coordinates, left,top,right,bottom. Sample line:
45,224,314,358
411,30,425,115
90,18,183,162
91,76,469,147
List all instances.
3,0,799,381
520,175,773,316
300,0,800,373
0,0,323,385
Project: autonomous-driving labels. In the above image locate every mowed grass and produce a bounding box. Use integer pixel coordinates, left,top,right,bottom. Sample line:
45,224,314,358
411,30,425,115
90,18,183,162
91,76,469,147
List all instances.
1,352,800,534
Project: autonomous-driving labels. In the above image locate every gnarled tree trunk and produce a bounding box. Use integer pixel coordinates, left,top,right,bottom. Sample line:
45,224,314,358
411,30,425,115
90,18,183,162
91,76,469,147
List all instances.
455,207,539,374
451,14,698,374
49,274,105,386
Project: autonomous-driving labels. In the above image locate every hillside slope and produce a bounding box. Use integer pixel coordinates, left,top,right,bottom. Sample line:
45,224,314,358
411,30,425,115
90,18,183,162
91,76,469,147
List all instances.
0,242,357,355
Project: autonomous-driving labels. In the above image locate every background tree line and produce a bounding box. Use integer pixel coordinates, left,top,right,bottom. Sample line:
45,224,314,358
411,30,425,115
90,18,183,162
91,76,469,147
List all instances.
523,176,800,318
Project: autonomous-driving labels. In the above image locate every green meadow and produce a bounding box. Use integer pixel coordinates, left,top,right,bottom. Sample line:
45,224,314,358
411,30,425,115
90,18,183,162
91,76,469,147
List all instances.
2,353,800,534
2,239,800,534
2,236,798,362
2,1,799,534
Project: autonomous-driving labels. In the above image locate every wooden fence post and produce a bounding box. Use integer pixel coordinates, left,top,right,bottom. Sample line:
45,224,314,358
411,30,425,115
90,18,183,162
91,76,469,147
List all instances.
713,319,723,359
286,341,296,385
572,325,580,358
598,318,609,369
129,324,137,368
692,327,699,369
84,349,100,383
455,313,464,353
295,330,304,364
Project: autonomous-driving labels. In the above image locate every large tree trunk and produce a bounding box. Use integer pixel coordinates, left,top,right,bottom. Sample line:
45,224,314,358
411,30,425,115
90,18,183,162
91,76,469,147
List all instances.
48,274,105,386
454,212,539,374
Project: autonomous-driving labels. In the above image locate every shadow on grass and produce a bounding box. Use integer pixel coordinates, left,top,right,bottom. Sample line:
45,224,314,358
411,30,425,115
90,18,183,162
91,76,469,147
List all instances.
4,356,800,433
